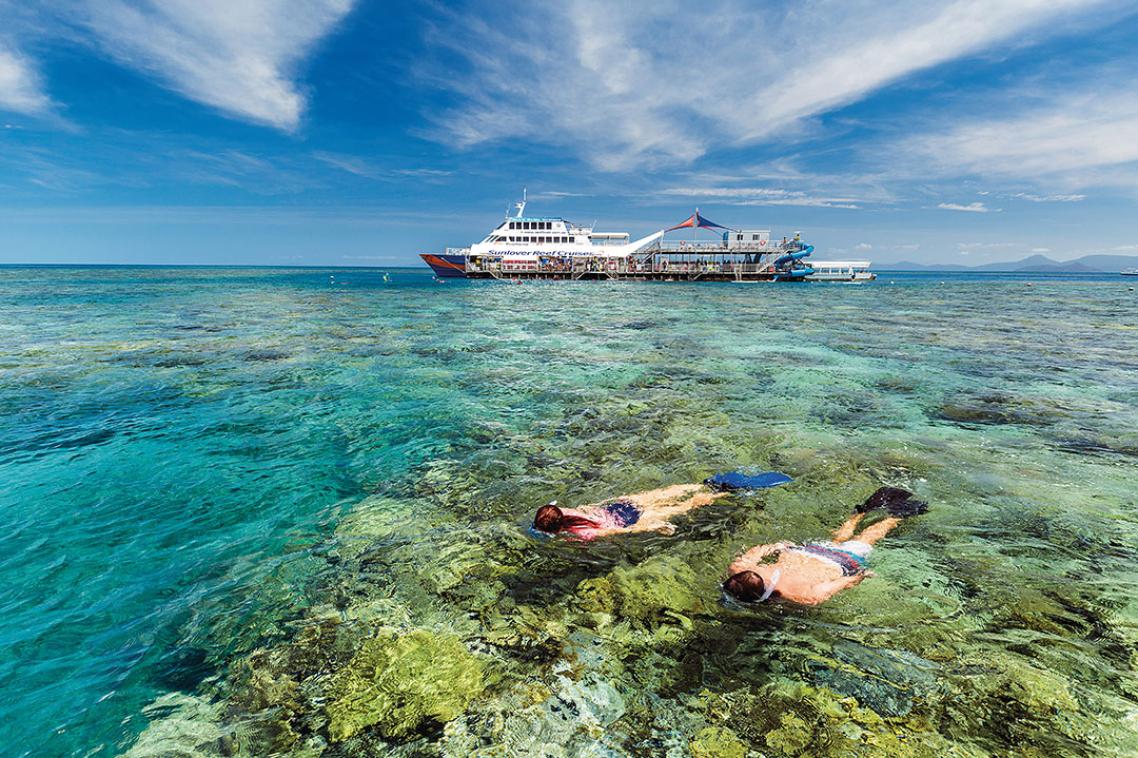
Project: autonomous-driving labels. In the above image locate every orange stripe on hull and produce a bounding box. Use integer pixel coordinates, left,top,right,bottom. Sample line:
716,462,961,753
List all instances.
420,253,467,277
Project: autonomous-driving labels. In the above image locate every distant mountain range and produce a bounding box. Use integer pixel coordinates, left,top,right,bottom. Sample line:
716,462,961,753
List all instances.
878,253,1138,273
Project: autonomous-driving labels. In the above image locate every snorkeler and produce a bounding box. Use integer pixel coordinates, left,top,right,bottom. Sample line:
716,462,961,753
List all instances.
532,471,791,540
722,486,928,606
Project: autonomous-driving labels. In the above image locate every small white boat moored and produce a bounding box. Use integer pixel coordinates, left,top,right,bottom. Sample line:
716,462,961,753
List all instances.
806,260,876,281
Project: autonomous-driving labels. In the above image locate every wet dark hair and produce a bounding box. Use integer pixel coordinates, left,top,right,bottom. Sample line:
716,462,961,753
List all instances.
723,570,766,603
533,504,601,534
534,504,563,533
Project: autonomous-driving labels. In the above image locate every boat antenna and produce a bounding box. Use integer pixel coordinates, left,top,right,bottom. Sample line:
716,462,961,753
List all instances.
514,187,527,218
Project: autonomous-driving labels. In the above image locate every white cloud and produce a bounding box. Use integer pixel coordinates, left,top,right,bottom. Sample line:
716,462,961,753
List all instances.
855,242,873,251
938,202,996,213
313,151,454,181
658,186,861,209
957,241,1019,250
1031,247,1051,253
313,150,379,178
1013,192,1086,202
527,190,589,201
81,0,355,130
0,45,52,115
907,90,1138,188
428,0,1112,169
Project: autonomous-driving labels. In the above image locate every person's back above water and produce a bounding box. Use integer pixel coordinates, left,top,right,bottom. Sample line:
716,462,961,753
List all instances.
532,471,792,541
723,486,929,606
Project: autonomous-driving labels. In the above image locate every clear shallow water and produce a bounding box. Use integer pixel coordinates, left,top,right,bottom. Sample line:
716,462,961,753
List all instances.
1,267,1136,756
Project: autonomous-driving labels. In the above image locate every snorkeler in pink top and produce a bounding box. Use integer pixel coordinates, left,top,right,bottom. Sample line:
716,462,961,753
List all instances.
532,483,731,540
532,471,793,541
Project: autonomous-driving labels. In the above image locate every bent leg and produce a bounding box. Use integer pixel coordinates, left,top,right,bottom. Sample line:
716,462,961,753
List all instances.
832,513,865,542
851,516,902,546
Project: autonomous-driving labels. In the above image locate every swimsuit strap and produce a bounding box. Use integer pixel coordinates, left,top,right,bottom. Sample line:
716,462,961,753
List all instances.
760,569,780,602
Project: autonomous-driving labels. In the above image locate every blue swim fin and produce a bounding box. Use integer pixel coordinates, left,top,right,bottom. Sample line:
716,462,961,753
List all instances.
704,470,792,492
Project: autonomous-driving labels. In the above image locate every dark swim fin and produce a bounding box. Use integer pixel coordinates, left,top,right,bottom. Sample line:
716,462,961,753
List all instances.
705,470,793,492
857,486,928,517
887,497,929,517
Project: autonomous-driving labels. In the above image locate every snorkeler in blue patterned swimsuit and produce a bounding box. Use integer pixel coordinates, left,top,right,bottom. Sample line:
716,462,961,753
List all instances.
723,487,929,606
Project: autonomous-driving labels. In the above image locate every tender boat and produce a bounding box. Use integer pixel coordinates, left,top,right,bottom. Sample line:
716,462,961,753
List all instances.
806,260,877,281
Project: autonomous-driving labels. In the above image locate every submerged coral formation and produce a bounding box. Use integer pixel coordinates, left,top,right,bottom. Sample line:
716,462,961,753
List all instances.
323,628,487,741
690,726,747,758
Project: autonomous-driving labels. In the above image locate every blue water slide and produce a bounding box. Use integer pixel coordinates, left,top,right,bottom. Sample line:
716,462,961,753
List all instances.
773,267,814,281
773,244,814,266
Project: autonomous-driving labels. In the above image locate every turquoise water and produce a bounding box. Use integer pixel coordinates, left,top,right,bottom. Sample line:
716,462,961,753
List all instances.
1,267,1136,756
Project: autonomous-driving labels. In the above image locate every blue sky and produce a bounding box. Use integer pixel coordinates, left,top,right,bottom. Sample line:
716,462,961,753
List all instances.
2,0,1138,266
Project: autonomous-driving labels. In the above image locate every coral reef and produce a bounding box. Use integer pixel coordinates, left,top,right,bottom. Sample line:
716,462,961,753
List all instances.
322,628,487,741
690,726,747,758
119,387,1138,758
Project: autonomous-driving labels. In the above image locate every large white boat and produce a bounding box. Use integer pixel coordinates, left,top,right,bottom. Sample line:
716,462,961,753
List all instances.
421,191,663,277
420,192,829,282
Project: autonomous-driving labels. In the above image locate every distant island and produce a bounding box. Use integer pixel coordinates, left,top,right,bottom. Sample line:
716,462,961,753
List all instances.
879,253,1138,273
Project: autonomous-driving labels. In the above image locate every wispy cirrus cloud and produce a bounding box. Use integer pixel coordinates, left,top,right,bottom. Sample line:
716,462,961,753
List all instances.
659,186,862,209
313,151,454,181
958,241,1019,250
80,0,356,131
906,89,1138,189
0,44,52,115
426,0,1116,169
938,202,996,213
1013,192,1087,202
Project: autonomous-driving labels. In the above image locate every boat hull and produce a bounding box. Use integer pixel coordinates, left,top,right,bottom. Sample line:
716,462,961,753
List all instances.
420,253,468,278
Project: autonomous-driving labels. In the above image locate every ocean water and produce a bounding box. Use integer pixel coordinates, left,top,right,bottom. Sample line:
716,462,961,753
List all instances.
1,266,1136,756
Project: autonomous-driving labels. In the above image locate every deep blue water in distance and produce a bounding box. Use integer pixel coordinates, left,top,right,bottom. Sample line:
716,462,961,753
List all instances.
1,266,1136,755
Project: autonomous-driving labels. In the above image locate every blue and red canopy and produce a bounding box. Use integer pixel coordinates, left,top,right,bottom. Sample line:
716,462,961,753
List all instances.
665,209,732,232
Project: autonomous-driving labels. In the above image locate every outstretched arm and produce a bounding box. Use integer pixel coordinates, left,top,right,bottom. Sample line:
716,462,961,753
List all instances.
797,572,872,605
729,542,793,573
